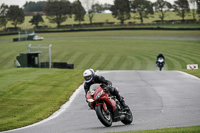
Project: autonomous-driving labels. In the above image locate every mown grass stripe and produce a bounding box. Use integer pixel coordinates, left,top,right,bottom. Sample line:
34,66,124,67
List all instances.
165,54,182,70
127,56,140,70
172,50,200,64
104,56,121,70
66,51,82,63
111,56,125,70
167,51,197,65
119,56,135,70
167,54,188,69
165,57,174,70
85,53,101,69
131,55,144,70
72,53,88,68
91,54,108,70
0,51,16,67
133,55,150,70
53,51,70,62
139,53,158,70
125,56,136,70
99,54,113,70
75,53,96,69
66,52,86,69
118,56,134,70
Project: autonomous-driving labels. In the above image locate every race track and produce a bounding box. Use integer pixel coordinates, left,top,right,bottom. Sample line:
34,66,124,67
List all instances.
2,71,200,133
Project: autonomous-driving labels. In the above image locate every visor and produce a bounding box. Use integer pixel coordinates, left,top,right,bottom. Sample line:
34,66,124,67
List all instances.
84,75,92,81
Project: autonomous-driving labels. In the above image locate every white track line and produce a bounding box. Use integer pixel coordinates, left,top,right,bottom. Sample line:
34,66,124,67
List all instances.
178,71,200,80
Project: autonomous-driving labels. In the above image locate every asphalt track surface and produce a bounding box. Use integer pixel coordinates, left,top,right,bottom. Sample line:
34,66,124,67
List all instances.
2,70,200,133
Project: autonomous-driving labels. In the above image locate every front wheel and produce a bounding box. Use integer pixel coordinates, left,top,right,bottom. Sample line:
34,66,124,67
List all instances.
95,104,112,127
158,63,163,71
159,66,162,71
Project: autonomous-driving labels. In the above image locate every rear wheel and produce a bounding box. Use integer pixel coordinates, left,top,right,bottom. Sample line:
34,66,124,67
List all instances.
121,106,133,125
95,104,112,127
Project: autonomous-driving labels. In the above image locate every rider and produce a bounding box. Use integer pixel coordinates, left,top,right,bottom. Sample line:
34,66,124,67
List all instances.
83,69,128,109
156,52,165,64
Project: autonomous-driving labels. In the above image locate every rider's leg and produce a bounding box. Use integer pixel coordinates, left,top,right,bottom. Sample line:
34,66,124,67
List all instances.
109,87,128,108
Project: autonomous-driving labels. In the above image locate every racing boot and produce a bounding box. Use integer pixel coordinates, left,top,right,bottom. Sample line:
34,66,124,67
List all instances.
110,87,128,110
117,96,128,110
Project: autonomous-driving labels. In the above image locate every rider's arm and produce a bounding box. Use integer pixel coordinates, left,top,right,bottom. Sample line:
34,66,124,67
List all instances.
97,76,112,87
84,83,90,95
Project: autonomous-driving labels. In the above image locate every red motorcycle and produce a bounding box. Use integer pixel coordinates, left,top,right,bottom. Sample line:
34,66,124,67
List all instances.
86,83,133,127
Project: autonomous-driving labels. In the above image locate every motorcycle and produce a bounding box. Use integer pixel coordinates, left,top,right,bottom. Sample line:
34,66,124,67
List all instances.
157,57,164,71
86,83,133,127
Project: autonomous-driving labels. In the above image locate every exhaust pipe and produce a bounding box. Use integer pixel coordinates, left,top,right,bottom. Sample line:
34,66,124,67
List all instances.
120,114,125,120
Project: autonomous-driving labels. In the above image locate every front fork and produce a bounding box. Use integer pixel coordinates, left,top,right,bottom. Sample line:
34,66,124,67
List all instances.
96,102,107,112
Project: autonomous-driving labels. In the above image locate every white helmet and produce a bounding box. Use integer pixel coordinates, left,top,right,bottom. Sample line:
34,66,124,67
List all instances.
83,69,95,83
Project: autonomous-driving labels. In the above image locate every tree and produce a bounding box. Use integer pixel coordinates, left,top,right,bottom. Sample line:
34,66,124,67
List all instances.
197,0,200,15
189,0,200,20
110,0,131,25
44,0,71,28
189,0,197,20
24,1,46,12
72,0,86,25
154,0,172,23
7,5,25,28
173,0,190,21
102,3,112,10
29,13,44,28
0,3,8,29
131,0,154,24
92,3,104,13
82,0,98,25
197,0,200,19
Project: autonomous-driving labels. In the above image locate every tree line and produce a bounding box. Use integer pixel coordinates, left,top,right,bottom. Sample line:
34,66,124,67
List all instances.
0,0,200,29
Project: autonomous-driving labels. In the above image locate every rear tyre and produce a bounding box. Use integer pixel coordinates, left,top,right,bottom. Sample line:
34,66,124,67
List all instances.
121,106,133,125
95,104,112,127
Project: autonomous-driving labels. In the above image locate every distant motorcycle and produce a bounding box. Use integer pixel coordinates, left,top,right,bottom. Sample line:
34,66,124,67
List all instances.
86,84,133,127
157,57,164,71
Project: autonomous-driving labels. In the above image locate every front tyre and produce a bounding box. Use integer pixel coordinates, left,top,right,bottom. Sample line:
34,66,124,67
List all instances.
95,104,112,127
159,66,162,71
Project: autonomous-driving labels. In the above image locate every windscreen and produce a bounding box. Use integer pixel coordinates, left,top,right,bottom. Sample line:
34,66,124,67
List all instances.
89,84,100,95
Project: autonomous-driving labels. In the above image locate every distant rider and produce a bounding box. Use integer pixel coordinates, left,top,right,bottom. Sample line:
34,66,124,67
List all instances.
156,52,165,64
83,69,128,109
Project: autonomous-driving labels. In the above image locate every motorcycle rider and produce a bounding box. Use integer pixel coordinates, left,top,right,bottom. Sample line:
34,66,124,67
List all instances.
156,52,165,64
83,69,128,109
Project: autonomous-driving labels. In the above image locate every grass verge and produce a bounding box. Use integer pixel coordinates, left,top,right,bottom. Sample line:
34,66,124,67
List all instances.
181,69,200,78
0,68,83,131
109,125,200,133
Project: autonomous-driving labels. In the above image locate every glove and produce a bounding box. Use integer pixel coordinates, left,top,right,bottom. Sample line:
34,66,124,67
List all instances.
104,86,111,93
107,83,112,87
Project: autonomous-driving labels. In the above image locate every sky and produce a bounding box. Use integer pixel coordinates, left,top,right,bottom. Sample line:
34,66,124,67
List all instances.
0,0,176,8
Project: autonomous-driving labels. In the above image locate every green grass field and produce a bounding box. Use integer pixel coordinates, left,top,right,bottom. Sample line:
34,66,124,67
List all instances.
0,68,83,131
0,30,200,70
0,30,200,131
